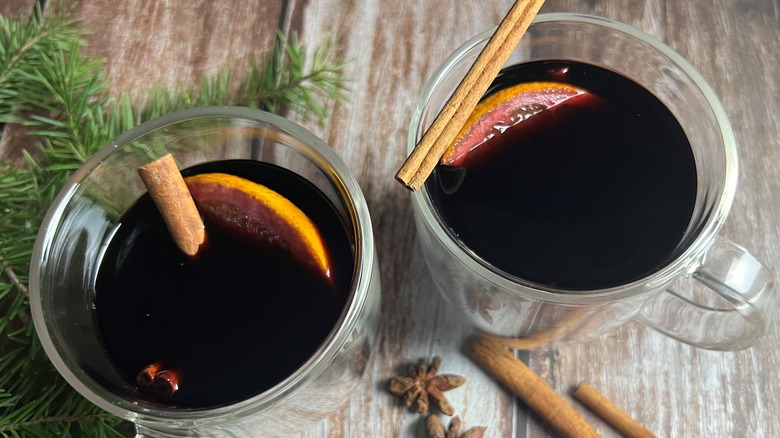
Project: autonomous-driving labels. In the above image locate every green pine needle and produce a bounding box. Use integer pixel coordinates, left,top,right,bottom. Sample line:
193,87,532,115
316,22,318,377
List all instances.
0,7,349,437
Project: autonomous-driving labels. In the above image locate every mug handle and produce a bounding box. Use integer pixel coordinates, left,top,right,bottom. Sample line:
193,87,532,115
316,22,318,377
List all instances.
636,236,777,350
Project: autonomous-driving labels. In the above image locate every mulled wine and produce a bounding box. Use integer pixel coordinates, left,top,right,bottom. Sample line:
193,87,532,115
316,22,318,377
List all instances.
94,160,353,408
427,60,697,290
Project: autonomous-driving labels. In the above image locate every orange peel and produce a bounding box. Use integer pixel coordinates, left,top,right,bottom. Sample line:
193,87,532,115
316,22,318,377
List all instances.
442,81,589,167
184,173,331,281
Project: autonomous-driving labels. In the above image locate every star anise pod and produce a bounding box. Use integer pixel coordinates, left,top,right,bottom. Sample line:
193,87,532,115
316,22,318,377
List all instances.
427,415,487,438
387,356,465,415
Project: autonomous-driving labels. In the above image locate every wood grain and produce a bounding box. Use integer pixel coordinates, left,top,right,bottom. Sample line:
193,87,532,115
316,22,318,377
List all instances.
1,0,779,437
50,0,283,100
0,1,35,19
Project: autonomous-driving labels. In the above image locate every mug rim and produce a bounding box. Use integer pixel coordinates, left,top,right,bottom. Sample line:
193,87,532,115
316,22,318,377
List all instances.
29,106,377,425
408,13,738,304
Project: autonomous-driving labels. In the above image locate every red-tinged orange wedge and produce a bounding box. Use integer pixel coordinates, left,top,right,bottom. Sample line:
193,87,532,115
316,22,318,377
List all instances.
184,173,331,282
442,81,590,167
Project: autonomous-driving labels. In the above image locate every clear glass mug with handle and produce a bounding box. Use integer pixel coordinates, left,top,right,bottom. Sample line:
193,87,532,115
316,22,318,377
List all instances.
408,14,776,350
29,107,381,436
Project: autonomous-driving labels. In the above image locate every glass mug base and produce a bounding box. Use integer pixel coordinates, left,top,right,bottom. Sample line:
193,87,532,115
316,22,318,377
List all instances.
408,14,777,350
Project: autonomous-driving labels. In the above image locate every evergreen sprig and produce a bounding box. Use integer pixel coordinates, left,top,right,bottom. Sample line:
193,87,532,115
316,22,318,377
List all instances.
0,6,81,122
0,7,348,437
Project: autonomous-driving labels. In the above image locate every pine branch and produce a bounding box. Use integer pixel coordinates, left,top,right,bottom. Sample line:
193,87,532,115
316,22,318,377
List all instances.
0,8,349,437
244,31,350,119
0,4,83,122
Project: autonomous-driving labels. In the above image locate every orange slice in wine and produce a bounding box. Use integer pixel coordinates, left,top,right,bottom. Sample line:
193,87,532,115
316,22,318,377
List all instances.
184,173,331,281
442,81,590,167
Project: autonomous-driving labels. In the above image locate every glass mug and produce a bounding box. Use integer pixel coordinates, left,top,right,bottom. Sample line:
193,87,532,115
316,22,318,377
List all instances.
29,107,381,436
408,14,776,350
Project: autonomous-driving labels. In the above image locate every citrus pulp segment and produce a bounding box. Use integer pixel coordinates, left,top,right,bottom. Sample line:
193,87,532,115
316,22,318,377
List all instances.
442,81,590,167
184,172,332,281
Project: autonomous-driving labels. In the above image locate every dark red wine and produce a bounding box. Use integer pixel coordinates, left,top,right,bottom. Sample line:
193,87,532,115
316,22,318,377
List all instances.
94,160,353,408
428,61,697,290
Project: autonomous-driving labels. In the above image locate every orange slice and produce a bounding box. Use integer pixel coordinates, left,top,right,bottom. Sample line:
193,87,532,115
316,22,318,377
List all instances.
184,173,331,281
442,81,590,167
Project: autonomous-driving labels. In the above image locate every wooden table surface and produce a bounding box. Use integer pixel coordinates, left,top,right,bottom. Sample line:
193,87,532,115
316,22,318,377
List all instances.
3,0,780,437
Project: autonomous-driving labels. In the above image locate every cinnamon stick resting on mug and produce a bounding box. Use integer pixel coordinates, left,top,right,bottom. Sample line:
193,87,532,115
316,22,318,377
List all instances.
137,153,206,256
469,335,599,438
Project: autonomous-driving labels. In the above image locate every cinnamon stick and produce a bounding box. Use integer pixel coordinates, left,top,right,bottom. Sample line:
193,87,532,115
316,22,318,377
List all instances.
469,335,599,438
137,154,205,256
395,0,546,191
574,382,656,438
